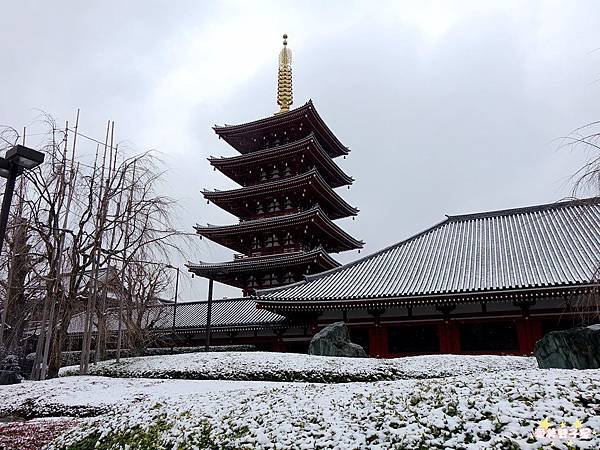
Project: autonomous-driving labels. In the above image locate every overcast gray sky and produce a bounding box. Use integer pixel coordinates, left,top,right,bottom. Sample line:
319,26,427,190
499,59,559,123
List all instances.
1,1,598,300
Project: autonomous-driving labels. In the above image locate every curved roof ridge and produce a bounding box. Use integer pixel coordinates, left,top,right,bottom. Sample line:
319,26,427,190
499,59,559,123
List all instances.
202,168,358,216
195,205,321,230
208,132,316,162
446,197,600,222
187,245,338,268
213,100,349,157
213,101,312,131
208,132,354,187
255,217,450,296
255,198,600,303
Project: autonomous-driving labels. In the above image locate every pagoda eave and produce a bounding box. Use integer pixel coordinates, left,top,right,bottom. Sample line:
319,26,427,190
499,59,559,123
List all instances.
213,101,349,158
202,169,358,220
208,134,354,188
187,248,340,289
195,207,364,254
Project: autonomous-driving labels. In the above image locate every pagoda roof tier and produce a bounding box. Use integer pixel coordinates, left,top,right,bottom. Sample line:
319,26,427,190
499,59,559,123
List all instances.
202,169,358,220
213,100,349,158
208,134,354,188
195,206,364,254
187,247,340,288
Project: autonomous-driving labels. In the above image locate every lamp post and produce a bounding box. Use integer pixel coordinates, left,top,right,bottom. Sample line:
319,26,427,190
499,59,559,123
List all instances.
167,264,180,354
0,145,45,258
0,145,44,351
205,278,214,351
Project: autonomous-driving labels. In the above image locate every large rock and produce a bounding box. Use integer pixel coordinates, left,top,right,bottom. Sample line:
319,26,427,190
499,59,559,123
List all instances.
534,324,600,369
309,322,367,357
0,370,21,385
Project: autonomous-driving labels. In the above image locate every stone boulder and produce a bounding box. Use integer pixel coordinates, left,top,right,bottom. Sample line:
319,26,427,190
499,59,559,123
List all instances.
0,370,21,385
308,322,367,357
534,324,600,369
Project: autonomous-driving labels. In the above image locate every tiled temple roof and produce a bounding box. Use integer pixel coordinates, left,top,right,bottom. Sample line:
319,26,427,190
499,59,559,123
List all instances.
68,298,287,335
256,198,600,308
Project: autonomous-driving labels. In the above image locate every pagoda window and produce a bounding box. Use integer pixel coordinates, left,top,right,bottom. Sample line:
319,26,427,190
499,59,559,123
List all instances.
283,271,295,284
271,166,280,179
257,202,264,214
265,233,279,247
260,169,267,182
248,275,259,288
283,165,291,177
284,197,293,209
251,236,260,250
267,198,281,212
283,232,293,246
262,273,278,287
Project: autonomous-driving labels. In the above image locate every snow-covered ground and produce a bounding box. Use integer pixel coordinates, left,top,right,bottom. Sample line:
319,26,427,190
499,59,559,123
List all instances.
1,353,598,449
46,370,600,449
59,351,537,382
0,376,279,418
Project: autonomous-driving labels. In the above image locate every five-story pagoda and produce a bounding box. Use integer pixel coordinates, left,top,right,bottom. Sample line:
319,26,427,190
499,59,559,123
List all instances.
189,35,363,295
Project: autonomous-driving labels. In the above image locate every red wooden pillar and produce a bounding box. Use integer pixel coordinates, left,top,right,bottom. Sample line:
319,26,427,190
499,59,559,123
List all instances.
517,319,542,355
273,329,286,352
530,319,542,349
368,325,387,357
438,322,460,354
516,320,528,355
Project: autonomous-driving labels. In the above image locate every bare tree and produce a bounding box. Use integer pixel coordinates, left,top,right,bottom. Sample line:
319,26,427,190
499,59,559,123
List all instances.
0,112,187,379
562,121,600,321
563,121,600,199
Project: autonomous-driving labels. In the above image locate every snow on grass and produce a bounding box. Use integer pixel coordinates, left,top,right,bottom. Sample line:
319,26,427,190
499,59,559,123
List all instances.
0,376,277,419
59,351,537,382
4,353,598,449
46,369,600,449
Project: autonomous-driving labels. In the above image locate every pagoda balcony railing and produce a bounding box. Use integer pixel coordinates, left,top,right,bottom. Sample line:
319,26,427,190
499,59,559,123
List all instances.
239,207,302,222
248,244,304,258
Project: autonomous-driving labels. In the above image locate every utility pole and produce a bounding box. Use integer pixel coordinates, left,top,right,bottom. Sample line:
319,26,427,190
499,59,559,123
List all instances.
205,278,213,351
170,266,180,354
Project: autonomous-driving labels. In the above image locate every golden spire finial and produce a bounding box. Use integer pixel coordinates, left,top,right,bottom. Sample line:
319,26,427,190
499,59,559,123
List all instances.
277,33,293,114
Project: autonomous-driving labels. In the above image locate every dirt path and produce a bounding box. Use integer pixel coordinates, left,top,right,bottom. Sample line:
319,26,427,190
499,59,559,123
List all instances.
0,417,80,450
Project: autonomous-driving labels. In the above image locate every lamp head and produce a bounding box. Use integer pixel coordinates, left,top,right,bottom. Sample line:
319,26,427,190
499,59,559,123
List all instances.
6,145,45,170
0,158,10,179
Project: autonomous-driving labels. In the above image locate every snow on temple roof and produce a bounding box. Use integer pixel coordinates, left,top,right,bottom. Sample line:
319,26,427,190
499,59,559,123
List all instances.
256,198,600,304
68,298,287,335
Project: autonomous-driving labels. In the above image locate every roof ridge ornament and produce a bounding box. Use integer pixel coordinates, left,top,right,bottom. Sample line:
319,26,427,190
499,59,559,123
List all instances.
276,34,293,114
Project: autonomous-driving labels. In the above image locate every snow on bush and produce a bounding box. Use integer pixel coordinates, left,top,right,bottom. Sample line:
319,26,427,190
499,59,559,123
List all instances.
38,345,256,367
48,369,600,449
0,376,274,419
60,351,537,383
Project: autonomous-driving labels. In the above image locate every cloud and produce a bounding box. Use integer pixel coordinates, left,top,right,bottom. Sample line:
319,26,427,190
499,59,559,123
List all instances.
1,0,598,300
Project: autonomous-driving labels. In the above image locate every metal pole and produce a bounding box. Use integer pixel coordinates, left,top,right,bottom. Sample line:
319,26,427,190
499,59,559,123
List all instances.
0,164,19,259
170,267,179,354
0,165,18,351
205,278,213,351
